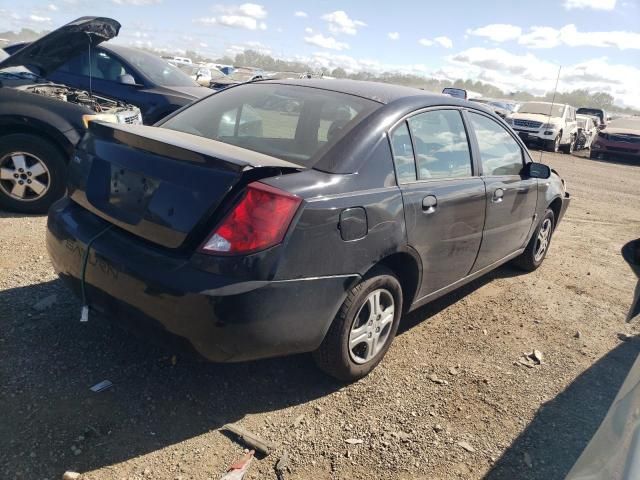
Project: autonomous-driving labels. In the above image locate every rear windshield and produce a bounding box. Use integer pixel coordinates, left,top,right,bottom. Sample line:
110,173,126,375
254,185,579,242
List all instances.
161,83,380,167
577,108,604,121
519,102,566,117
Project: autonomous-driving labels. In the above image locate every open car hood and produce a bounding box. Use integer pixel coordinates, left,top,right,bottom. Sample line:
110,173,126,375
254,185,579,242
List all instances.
0,16,120,76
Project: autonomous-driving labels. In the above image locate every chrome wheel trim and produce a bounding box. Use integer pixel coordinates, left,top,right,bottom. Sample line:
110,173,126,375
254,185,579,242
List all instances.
534,218,553,262
348,289,395,365
0,151,50,202
554,135,561,152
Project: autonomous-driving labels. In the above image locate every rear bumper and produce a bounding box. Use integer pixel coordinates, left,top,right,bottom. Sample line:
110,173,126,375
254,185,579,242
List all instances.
46,198,357,362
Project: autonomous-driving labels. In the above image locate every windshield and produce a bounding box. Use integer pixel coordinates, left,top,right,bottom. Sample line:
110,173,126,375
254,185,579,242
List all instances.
123,49,199,87
519,102,566,117
490,101,515,112
577,108,604,121
161,83,380,167
607,117,640,131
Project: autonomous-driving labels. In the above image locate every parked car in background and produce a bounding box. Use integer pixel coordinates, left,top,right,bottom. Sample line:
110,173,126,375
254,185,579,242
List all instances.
47,79,569,381
176,64,226,87
590,116,640,161
575,114,599,150
5,38,210,124
209,67,263,90
0,17,142,213
470,98,512,119
577,107,609,129
161,55,192,66
506,101,578,153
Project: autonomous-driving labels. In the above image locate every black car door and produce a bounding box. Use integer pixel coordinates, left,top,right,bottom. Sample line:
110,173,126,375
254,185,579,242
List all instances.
465,110,538,271
390,108,486,299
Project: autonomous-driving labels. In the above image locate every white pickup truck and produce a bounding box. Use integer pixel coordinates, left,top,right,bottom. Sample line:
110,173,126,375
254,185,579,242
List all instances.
506,101,578,153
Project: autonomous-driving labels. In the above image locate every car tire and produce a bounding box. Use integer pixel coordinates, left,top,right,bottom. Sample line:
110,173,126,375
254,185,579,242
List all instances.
0,134,67,214
513,208,555,272
546,134,561,153
560,135,575,154
589,150,601,160
313,266,403,382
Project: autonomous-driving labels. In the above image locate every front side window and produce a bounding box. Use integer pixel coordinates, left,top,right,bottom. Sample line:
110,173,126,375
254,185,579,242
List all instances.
407,110,472,180
469,112,523,176
389,122,417,184
162,83,379,167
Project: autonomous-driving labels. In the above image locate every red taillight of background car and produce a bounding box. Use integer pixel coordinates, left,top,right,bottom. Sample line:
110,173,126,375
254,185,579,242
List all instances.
199,182,302,255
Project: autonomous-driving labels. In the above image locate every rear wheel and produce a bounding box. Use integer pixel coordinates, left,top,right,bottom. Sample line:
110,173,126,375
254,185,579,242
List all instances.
0,134,67,213
313,267,403,382
560,134,575,154
513,208,555,272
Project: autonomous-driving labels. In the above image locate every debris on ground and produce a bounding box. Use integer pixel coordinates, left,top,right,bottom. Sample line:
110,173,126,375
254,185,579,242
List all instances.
518,349,544,368
89,380,113,393
448,366,460,376
457,441,475,453
223,423,276,455
33,294,57,311
292,413,305,428
428,373,449,385
275,450,289,480
62,472,81,480
345,438,364,445
574,331,582,339
220,450,254,480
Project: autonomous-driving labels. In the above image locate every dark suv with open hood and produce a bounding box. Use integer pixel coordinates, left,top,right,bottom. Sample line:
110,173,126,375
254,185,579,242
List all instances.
0,17,142,213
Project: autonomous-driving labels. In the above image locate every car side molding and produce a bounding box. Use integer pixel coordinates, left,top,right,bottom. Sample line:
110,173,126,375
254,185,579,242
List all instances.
408,248,525,312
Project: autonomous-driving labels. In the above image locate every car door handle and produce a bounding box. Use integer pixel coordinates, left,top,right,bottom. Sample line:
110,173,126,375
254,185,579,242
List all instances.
492,188,504,203
422,195,437,214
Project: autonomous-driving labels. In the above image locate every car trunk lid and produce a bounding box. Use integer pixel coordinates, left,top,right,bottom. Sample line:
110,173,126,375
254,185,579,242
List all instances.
67,122,303,249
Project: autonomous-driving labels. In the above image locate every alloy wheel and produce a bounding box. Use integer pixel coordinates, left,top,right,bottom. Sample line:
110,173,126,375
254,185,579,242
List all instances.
534,218,553,262
348,289,395,365
0,152,50,202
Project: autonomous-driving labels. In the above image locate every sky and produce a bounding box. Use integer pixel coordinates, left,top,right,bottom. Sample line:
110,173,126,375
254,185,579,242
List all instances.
0,0,639,108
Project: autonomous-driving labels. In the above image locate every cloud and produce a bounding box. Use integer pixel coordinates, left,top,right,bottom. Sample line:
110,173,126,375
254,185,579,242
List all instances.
434,36,453,48
294,11,307,18
388,32,399,40
304,33,349,51
467,24,522,42
111,0,162,4
520,24,640,49
321,10,365,35
447,47,640,108
419,37,452,48
29,14,51,23
47,4,58,11
226,40,271,56
195,3,267,30
304,27,313,34
564,0,616,9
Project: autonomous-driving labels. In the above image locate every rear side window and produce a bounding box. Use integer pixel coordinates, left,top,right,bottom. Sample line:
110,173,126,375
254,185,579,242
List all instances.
469,112,523,176
407,110,472,180
389,122,417,183
162,84,379,168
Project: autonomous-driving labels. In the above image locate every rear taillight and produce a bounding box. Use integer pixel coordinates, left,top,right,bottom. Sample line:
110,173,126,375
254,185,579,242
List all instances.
199,181,301,255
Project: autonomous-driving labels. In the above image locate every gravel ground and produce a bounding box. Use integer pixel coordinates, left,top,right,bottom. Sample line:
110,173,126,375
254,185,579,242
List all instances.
1,150,639,480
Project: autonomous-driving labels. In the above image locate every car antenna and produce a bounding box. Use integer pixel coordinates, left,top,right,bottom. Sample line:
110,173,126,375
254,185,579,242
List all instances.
540,65,562,163
86,32,93,100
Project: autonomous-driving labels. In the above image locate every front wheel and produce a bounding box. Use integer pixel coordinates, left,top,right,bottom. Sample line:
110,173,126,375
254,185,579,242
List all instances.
0,134,67,213
546,134,561,153
513,208,555,272
560,134,575,154
313,267,403,382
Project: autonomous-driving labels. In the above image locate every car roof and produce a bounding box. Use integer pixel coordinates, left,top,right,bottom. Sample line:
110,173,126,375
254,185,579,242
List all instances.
259,78,443,105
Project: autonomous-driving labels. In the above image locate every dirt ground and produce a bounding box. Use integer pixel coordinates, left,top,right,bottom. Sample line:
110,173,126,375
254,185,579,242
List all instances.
1,150,639,480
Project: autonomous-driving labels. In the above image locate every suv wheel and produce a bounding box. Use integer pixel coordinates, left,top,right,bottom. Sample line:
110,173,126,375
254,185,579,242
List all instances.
546,133,561,153
513,208,555,271
560,134,575,154
0,134,67,213
313,267,403,382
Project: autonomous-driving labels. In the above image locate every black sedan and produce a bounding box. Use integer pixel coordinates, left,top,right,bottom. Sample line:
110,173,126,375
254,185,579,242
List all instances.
46,80,570,381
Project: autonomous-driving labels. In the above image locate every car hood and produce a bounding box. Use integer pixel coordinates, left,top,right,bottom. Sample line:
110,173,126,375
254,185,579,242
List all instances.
160,85,212,100
0,16,120,76
510,112,561,123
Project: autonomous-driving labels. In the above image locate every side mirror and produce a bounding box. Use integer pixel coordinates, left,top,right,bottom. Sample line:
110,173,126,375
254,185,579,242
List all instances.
118,74,137,86
523,162,551,179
